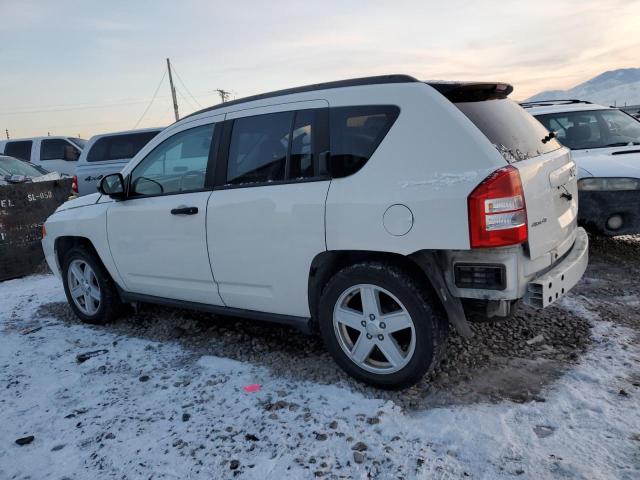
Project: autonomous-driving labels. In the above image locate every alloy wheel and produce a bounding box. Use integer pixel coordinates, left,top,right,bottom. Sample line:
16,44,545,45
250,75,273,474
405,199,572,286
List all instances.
332,284,416,374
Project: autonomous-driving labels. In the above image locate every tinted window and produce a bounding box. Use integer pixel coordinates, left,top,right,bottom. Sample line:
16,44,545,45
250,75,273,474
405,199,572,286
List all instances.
41,139,78,160
130,124,214,196
227,111,293,184
4,141,32,161
289,110,315,179
87,131,160,162
536,109,640,150
329,106,399,178
455,99,561,162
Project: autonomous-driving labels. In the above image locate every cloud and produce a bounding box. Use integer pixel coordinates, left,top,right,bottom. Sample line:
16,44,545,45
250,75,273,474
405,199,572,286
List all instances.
1,0,639,136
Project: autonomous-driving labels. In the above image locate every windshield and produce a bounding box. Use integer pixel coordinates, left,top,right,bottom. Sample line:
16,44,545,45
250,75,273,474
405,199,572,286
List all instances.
455,98,562,162
68,137,88,149
0,156,47,177
535,109,640,150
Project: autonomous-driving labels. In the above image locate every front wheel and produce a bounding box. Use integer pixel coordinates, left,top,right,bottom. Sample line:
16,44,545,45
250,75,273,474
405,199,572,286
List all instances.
319,262,448,390
62,247,123,325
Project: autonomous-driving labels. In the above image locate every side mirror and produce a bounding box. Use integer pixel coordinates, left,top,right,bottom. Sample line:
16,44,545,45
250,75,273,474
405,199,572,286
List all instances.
98,173,126,200
64,145,80,161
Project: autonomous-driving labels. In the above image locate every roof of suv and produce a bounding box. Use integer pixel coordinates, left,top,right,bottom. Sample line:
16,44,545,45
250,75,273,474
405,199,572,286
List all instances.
182,74,514,121
520,99,611,116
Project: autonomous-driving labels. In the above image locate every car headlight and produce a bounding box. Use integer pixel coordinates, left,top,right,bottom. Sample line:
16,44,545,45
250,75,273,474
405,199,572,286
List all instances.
578,177,640,191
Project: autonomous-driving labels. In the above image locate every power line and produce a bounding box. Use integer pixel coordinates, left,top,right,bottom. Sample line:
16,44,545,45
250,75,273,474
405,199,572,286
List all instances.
133,67,167,129
175,86,197,111
170,62,203,108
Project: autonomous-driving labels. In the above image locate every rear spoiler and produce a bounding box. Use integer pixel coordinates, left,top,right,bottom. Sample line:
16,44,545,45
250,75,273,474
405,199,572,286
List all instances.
427,82,514,102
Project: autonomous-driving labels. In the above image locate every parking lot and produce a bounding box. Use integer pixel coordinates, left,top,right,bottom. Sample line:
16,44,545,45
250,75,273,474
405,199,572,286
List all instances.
1,234,638,479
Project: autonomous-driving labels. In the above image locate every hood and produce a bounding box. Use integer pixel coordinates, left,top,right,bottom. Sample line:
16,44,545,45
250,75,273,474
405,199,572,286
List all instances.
571,145,640,179
56,192,102,212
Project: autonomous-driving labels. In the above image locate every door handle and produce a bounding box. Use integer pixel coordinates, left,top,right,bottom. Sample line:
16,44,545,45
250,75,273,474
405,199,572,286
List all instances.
171,206,199,215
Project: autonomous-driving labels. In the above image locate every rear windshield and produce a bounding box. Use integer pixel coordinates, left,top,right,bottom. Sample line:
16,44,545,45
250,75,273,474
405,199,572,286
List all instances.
455,99,561,162
87,131,160,162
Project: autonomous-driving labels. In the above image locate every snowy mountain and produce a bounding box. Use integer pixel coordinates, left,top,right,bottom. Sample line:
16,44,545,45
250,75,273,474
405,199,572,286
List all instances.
526,68,640,106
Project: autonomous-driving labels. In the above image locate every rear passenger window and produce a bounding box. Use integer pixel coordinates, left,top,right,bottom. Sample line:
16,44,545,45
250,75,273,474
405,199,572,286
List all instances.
87,131,159,162
329,106,400,178
4,141,33,161
227,112,293,185
41,139,78,160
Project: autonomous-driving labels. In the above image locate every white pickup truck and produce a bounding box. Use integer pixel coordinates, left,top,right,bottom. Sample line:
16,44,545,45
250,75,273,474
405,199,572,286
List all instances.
0,136,86,176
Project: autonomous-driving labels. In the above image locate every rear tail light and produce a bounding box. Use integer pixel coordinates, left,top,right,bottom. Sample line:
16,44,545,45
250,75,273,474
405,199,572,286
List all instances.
468,165,527,248
72,175,78,194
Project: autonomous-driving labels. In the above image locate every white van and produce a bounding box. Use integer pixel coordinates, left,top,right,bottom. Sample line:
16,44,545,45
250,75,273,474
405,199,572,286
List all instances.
0,136,86,176
75,128,163,196
42,75,588,389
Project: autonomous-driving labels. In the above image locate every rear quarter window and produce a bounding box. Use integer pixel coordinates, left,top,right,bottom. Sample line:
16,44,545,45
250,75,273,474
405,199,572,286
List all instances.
455,99,561,162
87,131,160,162
329,105,399,178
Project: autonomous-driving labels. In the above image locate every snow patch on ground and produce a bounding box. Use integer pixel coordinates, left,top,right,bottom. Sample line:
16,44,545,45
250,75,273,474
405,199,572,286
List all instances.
1,274,639,479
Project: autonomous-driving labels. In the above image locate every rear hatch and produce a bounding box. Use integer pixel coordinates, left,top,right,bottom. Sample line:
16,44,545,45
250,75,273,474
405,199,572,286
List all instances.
431,82,577,259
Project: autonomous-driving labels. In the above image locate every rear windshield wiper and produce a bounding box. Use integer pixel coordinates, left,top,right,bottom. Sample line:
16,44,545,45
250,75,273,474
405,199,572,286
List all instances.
541,131,556,144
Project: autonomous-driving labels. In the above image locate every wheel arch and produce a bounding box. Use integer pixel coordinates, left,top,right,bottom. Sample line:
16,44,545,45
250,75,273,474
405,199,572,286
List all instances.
55,236,108,278
308,249,472,337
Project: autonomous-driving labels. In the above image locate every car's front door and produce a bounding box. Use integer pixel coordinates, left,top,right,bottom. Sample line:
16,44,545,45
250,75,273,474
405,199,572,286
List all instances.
207,102,330,318
37,138,80,175
106,118,224,305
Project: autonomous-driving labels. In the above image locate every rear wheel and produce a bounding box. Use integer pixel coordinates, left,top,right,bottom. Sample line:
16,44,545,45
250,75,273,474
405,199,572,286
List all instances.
62,247,123,325
319,262,448,389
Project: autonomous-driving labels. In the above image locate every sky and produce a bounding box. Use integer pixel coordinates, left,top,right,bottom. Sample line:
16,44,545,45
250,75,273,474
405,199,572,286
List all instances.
1,0,639,139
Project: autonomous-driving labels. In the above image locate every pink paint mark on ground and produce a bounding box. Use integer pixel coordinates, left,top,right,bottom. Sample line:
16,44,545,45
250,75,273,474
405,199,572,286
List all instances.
243,384,261,393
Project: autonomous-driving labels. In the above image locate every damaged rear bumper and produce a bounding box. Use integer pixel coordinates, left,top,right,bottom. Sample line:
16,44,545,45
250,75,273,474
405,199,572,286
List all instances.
524,227,589,308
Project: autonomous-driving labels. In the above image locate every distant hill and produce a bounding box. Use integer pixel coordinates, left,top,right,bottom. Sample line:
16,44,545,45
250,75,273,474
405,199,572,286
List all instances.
526,68,640,106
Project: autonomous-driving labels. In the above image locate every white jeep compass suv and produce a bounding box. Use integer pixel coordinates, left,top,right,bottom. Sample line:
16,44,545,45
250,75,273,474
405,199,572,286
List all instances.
522,99,640,235
42,75,588,389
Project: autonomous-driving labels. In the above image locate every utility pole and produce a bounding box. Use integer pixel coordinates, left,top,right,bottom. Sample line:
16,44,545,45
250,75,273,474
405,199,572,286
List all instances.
167,58,180,121
215,89,231,103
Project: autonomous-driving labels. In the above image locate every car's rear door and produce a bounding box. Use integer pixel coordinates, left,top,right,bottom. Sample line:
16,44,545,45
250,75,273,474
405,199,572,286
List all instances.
106,116,224,305
206,101,329,317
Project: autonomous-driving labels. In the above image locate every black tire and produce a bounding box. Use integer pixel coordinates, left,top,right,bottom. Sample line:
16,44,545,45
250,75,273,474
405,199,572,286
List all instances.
61,246,123,325
319,261,448,390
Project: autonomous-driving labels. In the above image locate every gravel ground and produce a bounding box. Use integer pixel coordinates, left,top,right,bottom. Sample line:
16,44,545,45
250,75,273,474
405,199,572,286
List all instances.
2,234,639,479
34,236,628,410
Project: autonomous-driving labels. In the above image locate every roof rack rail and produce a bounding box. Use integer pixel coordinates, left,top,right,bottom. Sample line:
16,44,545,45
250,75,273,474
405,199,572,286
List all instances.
181,74,419,121
520,99,593,108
